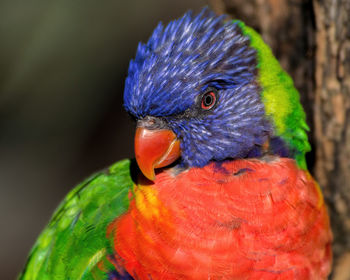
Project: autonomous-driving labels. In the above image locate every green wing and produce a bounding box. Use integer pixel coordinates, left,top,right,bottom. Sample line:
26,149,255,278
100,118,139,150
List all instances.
19,159,134,280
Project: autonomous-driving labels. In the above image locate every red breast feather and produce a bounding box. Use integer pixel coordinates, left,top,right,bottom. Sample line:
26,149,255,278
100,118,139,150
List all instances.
109,158,332,279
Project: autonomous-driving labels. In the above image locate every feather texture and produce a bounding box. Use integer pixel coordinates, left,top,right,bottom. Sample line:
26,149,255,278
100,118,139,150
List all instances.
19,160,133,280
111,158,332,279
123,8,310,169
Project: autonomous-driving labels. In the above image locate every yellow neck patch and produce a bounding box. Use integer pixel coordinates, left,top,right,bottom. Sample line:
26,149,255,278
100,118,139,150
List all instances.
134,182,169,221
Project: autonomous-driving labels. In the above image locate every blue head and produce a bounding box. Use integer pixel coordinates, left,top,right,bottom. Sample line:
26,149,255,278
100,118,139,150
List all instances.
124,8,272,168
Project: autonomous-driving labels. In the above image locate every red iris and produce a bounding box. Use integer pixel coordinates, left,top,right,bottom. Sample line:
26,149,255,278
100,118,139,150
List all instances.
201,91,216,110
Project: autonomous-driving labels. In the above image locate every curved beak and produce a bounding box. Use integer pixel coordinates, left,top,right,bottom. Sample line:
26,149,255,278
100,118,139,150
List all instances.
134,127,181,181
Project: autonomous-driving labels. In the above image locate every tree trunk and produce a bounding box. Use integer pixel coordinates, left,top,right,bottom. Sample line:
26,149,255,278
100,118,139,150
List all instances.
209,0,350,278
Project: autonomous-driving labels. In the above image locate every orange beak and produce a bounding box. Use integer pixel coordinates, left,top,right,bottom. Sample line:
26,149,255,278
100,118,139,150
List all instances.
134,127,181,181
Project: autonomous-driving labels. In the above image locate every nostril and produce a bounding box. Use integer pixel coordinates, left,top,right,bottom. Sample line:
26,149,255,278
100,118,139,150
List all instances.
137,116,168,130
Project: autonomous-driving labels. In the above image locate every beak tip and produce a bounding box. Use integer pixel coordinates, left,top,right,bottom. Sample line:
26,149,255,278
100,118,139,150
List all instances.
146,175,156,182
143,169,156,181
135,156,156,181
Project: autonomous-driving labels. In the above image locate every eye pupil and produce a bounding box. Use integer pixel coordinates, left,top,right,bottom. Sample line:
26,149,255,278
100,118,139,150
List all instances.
201,91,216,110
204,95,212,106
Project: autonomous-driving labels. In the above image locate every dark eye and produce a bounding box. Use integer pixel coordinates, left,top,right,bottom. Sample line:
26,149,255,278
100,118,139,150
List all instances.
201,90,217,110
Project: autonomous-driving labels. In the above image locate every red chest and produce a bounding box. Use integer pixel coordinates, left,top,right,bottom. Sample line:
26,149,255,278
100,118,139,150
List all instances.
109,158,332,279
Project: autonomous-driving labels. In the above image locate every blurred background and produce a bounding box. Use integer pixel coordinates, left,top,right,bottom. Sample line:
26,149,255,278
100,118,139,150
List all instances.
0,1,206,279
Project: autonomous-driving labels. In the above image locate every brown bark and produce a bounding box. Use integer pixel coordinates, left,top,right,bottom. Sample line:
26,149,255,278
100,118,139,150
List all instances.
210,0,350,278
313,0,350,258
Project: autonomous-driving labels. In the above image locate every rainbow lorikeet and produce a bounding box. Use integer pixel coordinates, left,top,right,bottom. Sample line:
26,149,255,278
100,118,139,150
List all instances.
20,8,332,280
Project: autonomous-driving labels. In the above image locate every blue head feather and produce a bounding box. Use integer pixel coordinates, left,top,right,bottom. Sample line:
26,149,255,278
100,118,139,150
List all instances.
124,8,273,168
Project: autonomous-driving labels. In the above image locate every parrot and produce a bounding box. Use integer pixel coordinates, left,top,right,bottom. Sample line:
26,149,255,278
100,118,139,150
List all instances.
19,8,332,280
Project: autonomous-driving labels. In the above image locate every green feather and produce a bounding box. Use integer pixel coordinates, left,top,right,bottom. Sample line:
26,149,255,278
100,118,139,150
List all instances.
19,159,133,280
235,20,311,169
